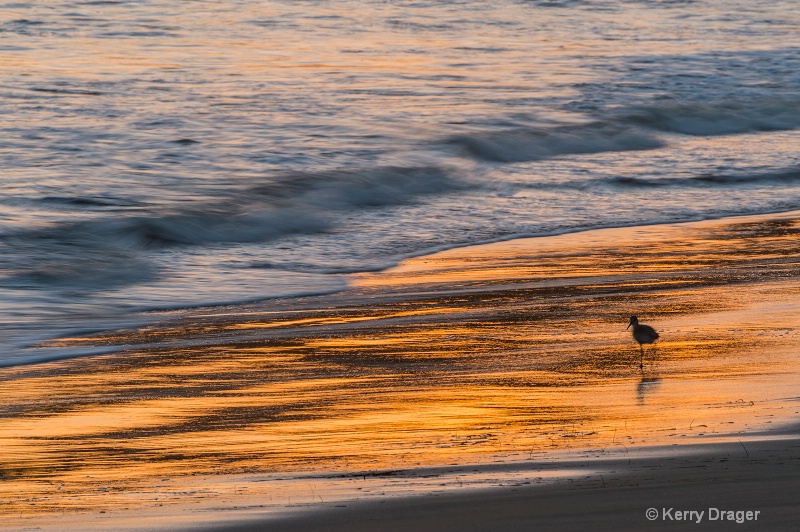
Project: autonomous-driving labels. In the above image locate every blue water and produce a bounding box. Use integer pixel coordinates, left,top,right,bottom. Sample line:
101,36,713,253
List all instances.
2,0,800,365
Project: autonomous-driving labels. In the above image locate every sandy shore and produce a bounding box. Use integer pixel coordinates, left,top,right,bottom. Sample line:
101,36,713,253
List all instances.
2,211,800,530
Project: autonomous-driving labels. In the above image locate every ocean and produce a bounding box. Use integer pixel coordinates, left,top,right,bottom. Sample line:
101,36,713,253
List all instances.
2,0,799,366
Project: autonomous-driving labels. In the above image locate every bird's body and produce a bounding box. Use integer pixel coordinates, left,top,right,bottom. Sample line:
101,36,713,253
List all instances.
627,315,659,369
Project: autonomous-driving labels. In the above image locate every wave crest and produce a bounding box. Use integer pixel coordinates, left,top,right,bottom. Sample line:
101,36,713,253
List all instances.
1,166,461,289
446,122,664,162
447,99,800,163
622,100,800,136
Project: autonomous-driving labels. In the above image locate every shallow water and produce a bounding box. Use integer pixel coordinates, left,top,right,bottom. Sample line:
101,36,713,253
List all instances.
2,0,800,363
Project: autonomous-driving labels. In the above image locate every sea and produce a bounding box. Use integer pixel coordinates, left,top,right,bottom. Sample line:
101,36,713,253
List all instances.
1,0,799,366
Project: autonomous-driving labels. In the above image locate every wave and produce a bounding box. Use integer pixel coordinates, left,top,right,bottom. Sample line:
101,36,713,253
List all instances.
602,167,800,189
40,195,142,208
446,99,800,163
506,166,800,192
445,122,664,162
0,166,462,289
621,100,800,136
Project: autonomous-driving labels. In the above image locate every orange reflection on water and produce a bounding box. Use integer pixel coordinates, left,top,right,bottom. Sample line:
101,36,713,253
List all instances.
2,214,800,520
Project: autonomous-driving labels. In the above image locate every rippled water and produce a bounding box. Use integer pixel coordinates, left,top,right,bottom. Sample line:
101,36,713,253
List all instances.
2,0,800,364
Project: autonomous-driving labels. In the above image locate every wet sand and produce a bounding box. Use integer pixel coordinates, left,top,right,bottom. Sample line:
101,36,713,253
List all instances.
2,212,800,530
209,436,800,532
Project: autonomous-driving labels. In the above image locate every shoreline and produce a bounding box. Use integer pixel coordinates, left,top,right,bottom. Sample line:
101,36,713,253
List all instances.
10,208,800,370
2,210,800,530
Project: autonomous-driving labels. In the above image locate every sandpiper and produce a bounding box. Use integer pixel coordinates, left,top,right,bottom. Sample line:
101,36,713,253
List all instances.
627,315,659,369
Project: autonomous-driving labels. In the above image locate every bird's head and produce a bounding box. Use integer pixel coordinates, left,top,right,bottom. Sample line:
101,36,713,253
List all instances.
627,315,638,329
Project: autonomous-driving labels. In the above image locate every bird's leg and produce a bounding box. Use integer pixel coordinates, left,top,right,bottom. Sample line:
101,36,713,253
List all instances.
639,345,644,370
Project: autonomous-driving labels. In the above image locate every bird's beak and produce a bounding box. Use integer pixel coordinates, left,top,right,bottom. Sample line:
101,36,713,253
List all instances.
626,323,631,330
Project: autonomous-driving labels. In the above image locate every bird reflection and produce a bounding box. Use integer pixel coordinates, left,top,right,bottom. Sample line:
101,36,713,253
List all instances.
636,376,661,404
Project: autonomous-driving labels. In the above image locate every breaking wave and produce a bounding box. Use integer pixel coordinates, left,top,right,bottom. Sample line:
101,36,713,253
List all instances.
447,99,800,163
0,166,462,290
603,167,800,189
446,122,664,162
622,100,800,136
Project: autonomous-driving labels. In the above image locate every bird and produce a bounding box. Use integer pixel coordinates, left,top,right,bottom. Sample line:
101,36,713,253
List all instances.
627,315,659,369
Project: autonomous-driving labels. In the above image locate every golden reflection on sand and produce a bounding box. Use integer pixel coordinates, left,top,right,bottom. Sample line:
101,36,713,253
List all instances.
2,213,800,521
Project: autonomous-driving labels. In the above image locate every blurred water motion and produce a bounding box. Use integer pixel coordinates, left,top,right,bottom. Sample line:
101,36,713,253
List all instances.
2,1,800,363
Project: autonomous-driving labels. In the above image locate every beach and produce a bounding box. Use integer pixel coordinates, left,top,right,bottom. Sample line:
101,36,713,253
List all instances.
3,1,800,530
2,211,799,530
